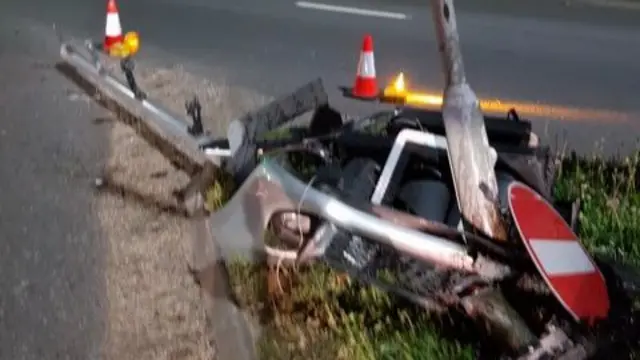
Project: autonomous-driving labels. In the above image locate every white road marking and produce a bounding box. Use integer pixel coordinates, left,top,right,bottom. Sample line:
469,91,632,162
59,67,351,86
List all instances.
295,1,407,20
529,239,596,276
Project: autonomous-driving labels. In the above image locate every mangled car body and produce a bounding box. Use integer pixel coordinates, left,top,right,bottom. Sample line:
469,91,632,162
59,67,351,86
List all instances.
57,0,639,358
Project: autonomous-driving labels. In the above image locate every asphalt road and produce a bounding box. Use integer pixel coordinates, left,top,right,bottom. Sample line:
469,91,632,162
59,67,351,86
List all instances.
7,0,639,154
0,0,639,359
0,10,107,360
22,0,638,154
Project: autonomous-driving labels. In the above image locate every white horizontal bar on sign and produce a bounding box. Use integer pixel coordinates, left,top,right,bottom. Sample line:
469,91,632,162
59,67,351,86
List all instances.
529,239,596,276
205,147,232,157
295,1,408,20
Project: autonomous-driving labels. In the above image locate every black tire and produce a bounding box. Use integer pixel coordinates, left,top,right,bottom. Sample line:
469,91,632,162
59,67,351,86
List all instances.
335,157,380,201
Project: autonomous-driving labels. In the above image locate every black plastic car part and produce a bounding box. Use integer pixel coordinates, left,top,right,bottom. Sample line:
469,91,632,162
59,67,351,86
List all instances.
397,107,532,147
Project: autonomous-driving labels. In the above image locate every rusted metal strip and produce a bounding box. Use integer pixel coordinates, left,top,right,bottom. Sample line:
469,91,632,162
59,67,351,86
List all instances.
429,0,508,241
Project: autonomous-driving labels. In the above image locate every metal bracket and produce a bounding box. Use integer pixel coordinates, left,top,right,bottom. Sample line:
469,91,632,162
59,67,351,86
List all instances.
119,57,147,100
84,40,105,76
186,96,204,136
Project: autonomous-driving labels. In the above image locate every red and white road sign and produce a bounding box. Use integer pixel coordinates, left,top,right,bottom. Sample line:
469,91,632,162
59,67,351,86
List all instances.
508,182,609,324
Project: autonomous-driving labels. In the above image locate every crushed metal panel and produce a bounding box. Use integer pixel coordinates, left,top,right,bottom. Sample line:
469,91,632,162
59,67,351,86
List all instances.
441,84,507,241
224,78,329,183
207,168,299,262
508,181,610,323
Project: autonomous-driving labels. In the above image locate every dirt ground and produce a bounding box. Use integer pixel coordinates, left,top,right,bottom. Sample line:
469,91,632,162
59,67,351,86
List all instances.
93,64,267,360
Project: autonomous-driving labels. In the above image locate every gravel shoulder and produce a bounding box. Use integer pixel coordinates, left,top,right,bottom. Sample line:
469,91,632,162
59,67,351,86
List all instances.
92,63,267,359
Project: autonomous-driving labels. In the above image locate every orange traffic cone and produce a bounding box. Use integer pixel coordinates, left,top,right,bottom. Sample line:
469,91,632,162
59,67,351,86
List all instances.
351,34,378,99
104,0,123,52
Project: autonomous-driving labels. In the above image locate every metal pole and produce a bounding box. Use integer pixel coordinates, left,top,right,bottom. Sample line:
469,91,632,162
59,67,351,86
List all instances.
428,0,508,241
429,0,465,87
428,8,544,352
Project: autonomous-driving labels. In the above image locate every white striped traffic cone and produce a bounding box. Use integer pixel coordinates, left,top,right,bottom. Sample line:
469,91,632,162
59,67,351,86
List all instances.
351,34,378,99
104,0,123,52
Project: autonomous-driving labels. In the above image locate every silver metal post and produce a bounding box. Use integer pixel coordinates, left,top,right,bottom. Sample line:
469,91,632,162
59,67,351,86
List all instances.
428,0,508,241
429,0,466,87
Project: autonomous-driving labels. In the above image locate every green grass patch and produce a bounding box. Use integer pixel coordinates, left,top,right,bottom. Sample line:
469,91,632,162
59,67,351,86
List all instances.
554,151,640,265
227,261,476,360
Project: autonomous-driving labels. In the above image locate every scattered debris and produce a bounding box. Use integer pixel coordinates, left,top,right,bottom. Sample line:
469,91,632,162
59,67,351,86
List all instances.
56,0,640,358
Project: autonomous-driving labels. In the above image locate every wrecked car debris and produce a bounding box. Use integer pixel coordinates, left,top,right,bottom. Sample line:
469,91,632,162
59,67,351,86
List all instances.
56,0,640,358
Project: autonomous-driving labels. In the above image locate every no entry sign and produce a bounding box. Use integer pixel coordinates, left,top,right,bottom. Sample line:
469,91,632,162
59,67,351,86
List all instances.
508,182,610,323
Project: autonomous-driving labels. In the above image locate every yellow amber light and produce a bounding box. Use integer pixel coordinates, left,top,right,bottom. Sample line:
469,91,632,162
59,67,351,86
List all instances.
123,31,140,55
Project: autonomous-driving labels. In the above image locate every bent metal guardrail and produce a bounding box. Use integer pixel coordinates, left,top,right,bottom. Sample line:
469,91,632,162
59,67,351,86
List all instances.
59,42,212,172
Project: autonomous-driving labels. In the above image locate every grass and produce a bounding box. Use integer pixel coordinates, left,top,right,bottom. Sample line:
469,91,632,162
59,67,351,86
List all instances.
206,120,639,360
227,261,476,360
554,151,640,264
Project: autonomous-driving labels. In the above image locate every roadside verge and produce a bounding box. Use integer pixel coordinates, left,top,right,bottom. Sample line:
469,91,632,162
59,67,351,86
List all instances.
60,49,267,359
